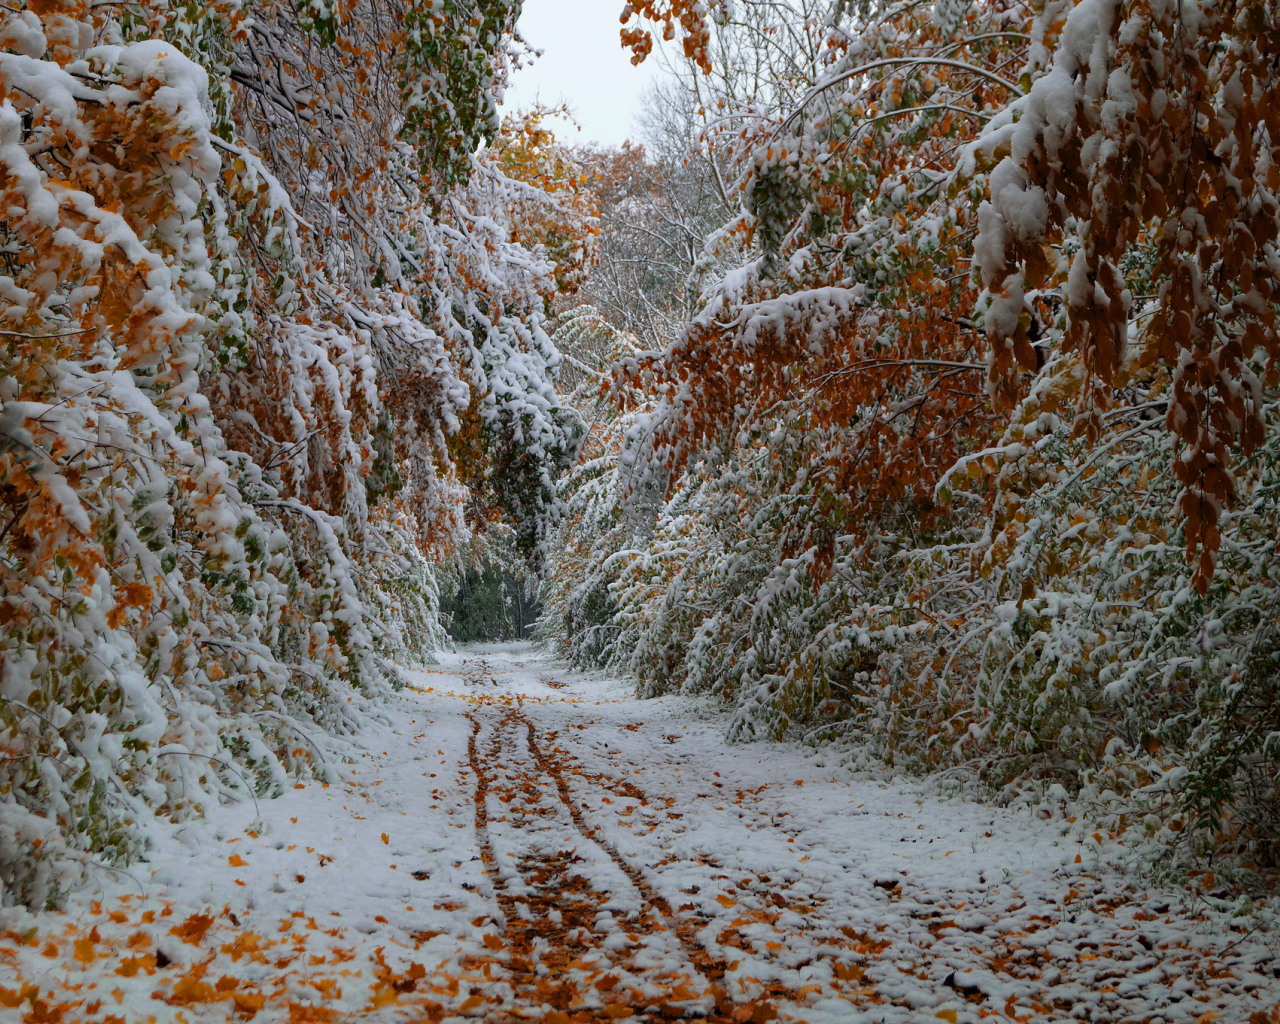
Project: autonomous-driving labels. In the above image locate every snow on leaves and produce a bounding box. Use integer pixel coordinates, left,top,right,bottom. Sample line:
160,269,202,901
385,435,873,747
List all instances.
619,0,729,72
539,0,1280,872
0,0,588,908
971,0,1280,590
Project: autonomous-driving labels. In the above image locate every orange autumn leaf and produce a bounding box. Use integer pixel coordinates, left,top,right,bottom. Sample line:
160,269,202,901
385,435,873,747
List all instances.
115,956,152,977
1,985,37,1008
73,936,97,965
118,582,153,607
170,914,215,945
165,970,218,1006
233,990,266,1014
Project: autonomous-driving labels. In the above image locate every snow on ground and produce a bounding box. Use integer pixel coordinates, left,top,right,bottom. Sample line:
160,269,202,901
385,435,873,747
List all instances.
2,643,1278,1023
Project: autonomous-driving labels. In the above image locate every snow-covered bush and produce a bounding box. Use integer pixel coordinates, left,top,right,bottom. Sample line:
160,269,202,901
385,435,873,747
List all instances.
546,0,1280,872
0,0,584,907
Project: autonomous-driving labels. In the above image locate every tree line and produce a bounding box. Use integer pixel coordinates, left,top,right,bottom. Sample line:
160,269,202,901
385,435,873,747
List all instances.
541,0,1280,878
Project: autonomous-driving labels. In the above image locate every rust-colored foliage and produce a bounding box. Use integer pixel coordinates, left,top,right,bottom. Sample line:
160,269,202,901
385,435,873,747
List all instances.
614,1,1024,566
619,0,720,71
979,0,1280,590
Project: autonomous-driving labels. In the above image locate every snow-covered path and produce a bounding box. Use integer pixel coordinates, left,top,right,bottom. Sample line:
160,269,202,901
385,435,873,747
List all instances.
2,644,1277,1023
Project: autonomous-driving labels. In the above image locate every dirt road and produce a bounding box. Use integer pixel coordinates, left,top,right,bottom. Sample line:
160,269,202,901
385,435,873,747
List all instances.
1,645,1276,1023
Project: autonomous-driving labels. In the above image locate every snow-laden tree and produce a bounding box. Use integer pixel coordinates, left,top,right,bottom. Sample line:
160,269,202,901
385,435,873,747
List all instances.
544,0,1280,869
0,0,589,907
570,82,738,349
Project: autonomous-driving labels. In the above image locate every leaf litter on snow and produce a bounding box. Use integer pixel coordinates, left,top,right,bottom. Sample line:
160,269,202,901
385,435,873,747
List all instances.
2,644,1278,1023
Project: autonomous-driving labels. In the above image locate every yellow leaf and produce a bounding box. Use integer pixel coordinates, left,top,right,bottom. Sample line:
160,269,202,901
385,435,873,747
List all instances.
715,894,737,908
604,1005,633,1019
369,985,401,1009
936,1012,958,1023
233,991,265,1013
228,854,248,867
458,994,483,1012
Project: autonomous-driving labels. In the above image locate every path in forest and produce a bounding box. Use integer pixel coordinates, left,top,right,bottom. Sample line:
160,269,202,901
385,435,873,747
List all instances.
2,644,1278,1023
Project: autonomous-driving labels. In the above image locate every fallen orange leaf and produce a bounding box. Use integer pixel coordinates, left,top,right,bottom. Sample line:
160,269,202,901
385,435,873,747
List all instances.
74,930,99,965
233,990,266,1013
170,913,215,945
0,987,28,1009
115,956,152,977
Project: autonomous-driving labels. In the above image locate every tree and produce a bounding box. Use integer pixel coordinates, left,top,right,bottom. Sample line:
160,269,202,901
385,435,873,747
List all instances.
540,0,1280,868
0,0,591,907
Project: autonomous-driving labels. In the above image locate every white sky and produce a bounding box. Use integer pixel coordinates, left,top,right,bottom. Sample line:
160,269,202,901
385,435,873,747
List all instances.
501,0,665,147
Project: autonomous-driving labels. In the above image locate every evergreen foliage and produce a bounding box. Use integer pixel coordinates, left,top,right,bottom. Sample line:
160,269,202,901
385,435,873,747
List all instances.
442,560,541,642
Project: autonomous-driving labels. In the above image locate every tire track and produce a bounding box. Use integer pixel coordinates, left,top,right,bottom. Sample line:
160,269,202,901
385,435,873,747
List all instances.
464,699,748,1022
522,717,738,988
465,711,501,906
